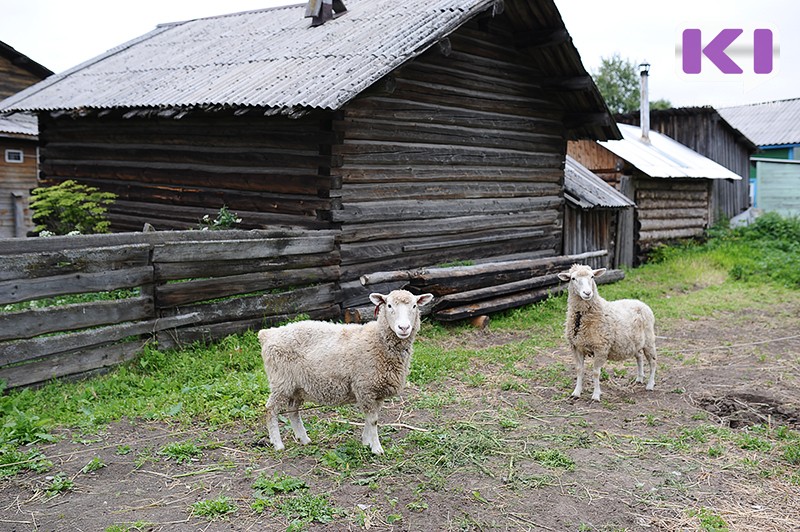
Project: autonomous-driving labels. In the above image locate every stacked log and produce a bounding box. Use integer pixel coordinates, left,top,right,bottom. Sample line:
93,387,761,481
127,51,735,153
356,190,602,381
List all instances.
355,250,624,322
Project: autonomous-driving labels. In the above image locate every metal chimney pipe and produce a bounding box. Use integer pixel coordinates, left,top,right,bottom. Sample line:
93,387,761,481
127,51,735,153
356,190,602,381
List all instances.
639,62,650,143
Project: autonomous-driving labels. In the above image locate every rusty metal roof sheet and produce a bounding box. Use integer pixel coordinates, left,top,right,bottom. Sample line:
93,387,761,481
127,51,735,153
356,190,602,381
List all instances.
600,124,742,180
564,155,634,209
718,98,800,147
0,0,619,140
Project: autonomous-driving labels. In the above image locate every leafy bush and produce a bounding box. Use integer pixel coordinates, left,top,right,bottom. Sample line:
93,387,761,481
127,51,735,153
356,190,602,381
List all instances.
30,180,116,235
706,213,800,287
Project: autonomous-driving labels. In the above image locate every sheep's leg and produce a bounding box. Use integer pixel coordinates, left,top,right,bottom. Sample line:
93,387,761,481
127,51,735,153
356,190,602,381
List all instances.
634,350,645,384
265,393,287,451
360,402,384,455
287,396,311,445
571,349,585,398
591,352,608,401
644,344,657,391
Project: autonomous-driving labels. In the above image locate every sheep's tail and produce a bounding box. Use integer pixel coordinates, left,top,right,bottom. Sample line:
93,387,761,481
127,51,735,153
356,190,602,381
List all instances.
257,329,269,344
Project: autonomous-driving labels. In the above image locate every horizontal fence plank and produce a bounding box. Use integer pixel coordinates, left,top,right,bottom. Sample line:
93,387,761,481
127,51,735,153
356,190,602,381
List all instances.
152,236,336,263
0,339,145,389
155,265,340,308
157,305,340,350
0,266,154,306
0,297,154,341
160,284,337,324
0,313,201,367
154,251,340,281
0,244,151,282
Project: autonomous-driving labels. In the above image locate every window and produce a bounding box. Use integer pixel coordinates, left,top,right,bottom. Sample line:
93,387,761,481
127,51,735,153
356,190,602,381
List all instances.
5,149,24,163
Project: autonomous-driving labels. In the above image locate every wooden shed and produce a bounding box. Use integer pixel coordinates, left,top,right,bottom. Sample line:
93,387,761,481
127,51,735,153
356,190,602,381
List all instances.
616,106,755,223
569,123,742,262
0,0,619,306
0,41,53,238
563,155,635,269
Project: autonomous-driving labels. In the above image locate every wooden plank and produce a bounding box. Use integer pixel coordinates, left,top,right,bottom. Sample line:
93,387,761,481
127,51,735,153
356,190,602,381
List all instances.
341,212,557,243
0,244,151,281
0,297,154,341
434,273,561,308
0,313,201,367
0,229,335,255
359,251,607,286
156,305,340,350
152,236,336,263
403,229,544,252
155,265,340,308
331,196,561,223
340,181,561,203
0,266,154,306
0,339,145,389
153,251,340,281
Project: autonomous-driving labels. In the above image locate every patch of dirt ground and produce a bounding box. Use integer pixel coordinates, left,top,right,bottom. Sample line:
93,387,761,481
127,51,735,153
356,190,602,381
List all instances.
1,301,799,531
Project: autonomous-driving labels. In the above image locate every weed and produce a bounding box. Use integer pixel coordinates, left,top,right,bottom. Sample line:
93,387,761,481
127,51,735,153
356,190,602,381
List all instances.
687,507,729,531
159,441,202,463
81,456,106,473
783,442,800,465
253,472,308,495
531,448,575,470
45,473,75,498
0,446,52,478
191,495,237,520
255,492,342,528
104,522,152,532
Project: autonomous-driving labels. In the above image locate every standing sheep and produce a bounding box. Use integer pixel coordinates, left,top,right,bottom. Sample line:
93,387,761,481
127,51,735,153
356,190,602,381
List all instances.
257,290,433,454
557,264,657,401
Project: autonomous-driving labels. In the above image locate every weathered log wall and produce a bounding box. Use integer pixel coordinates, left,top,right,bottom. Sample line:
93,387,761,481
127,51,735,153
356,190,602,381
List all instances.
635,178,710,247
0,229,339,388
335,17,568,287
37,113,336,232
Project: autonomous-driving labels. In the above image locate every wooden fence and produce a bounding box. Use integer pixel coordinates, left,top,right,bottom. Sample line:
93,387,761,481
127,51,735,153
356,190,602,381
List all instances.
0,229,340,388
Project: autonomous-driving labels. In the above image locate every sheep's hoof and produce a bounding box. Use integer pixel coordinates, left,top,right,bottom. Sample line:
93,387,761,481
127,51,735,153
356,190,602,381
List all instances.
646,384,655,391
298,436,311,445
591,394,601,401
273,442,285,451
371,445,384,455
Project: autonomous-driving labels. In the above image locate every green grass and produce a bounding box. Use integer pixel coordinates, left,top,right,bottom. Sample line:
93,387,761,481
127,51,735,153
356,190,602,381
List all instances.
1,213,800,528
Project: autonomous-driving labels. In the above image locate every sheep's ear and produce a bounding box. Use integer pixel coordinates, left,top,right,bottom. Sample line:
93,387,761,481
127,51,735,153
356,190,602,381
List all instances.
593,268,607,278
557,271,571,282
369,293,387,307
415,293,434,307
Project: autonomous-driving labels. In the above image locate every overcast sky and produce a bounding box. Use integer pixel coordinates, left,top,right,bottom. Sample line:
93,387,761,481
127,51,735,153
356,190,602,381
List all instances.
2,1,798,109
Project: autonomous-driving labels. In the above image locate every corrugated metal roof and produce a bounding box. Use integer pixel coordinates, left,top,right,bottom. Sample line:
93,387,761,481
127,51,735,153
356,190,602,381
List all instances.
0,0,619,140
599,124,742,180
718,98,800,147
0,113,37,138
564,155,634,209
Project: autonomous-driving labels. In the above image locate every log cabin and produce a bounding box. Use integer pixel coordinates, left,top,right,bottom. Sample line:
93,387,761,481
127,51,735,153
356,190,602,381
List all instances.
0,41,53,237
0,0,620,306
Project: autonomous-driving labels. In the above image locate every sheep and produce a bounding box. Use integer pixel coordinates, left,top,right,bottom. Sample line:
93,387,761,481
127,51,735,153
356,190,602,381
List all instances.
257,290,434,454
557,264,657,401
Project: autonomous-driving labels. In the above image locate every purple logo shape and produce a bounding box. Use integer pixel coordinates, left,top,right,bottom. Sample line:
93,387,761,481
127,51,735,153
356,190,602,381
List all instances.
682,28,774,74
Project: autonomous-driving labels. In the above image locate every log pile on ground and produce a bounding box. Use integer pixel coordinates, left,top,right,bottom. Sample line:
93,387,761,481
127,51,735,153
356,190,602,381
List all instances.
351,250,624,323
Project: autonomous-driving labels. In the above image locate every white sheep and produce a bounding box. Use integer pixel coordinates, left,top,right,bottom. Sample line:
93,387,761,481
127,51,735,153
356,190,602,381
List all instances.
257,290,433,454
557,264,657,401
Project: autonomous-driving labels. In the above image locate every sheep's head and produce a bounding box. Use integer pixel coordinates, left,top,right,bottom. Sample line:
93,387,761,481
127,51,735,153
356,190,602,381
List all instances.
370,290,434,339
558,264,606,301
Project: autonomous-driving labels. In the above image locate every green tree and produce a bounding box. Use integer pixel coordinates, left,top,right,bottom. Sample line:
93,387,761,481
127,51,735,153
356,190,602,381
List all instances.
593,54,671,114
30,180,117,235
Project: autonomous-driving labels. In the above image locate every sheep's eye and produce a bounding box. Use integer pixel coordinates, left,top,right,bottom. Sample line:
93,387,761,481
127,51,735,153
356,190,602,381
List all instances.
387,304,392,309
413,304,417,309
